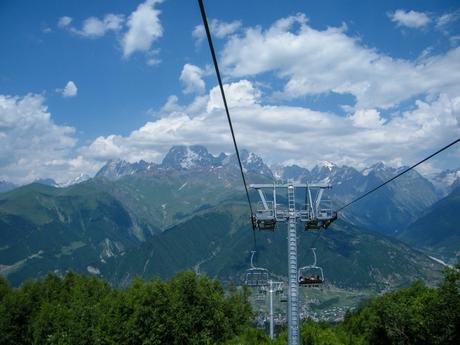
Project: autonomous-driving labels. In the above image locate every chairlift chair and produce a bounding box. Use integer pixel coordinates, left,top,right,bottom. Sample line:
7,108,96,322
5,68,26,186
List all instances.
321,211,337,229
305,219,320,231
298,248,325,288
244,251,269,287
303,186,337,231
252,186,278,231
255,201,276,231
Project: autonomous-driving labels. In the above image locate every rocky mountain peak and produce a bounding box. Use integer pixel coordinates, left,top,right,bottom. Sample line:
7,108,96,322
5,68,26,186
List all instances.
428,168,460,196
361,162,387,176
161,145,221,170
96,159,155,181
225,149,273,178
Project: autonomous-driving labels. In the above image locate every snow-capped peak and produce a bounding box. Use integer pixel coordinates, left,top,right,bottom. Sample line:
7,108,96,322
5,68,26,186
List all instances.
180,147,200,169
161,145,221,170
319,161,336,171
60,173,91,187
95,159,153,180
362,162,386,176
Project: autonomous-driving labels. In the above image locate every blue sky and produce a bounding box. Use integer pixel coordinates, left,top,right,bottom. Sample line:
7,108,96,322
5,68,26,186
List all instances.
1,0,460,183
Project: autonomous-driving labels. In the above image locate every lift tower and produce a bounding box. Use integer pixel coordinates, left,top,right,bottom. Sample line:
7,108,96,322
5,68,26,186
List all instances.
250,181,336,345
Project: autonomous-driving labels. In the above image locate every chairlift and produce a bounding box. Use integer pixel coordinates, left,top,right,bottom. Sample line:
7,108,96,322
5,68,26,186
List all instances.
244,251,269,286
305,219,320,231
255,201,276,231
321,211,337,229
253,186,278,231
303,185,337,231
298,248,324,288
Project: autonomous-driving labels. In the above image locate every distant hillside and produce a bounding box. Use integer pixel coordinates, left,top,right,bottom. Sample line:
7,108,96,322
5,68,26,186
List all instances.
93,145,272,230
93,146,441,235
275,162,439,235
0,145,452,287
102,203,443,290
0,183,152,286
398,186,460,264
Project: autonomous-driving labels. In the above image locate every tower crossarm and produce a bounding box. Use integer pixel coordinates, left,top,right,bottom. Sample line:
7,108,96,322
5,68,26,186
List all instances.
250,183,331,189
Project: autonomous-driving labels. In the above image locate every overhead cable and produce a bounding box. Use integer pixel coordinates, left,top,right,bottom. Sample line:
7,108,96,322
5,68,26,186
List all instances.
197,0,256,232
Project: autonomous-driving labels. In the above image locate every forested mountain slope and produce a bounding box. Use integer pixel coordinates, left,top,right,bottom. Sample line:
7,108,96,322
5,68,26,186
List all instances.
399,186,460,264
103,203,442,290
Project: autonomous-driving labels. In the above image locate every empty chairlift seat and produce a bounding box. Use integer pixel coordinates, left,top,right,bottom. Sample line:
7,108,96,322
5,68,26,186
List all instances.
244,251,270,287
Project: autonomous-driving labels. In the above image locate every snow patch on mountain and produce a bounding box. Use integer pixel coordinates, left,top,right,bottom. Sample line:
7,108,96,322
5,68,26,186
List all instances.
180,147,200,169
61,173,91,187
428,168,460,196
320,161,336,171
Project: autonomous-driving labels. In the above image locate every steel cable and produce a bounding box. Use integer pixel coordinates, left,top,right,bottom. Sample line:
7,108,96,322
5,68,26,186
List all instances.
197,0,256,239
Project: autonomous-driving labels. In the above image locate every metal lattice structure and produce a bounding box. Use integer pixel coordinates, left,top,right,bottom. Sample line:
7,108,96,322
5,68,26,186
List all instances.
250,182,337,345
267,280,284,340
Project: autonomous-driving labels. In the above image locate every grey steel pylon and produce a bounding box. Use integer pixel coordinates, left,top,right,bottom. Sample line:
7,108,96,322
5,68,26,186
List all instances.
250,181,337,345
287,182,299,345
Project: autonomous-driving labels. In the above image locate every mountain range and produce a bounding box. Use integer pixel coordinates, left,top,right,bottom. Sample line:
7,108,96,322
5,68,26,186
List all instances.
398,186,460,264
0,145,458,288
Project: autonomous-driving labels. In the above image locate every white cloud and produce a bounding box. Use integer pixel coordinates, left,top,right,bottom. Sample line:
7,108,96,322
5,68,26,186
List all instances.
58,1,164,63
193,19,242,43
58,16,73,28
349,109,385,128
61,81,78,98
72,14,124,38
80,80,460,171
207,80,261,112
180,64,205,94
389,9,431,29
3,79,459,184
0,94,84,184
436,11,460,28
122,0,163,58
220,14,460,109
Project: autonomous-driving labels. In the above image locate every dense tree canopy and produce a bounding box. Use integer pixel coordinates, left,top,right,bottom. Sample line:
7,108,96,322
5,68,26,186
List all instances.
0,271,252,345
0,263,458,345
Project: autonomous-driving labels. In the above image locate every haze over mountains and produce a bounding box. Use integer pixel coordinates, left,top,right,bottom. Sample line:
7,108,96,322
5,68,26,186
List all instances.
0,145,458,288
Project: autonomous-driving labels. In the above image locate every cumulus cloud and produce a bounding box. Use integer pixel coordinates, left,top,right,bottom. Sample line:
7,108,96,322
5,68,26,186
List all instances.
349,109,385,129
3,78,459,183
180,64,205,94
80,79,460,170
60,81,78,97
389,9,431,29
71,14,124,38
122,0,163,58
207,80,261,112
220,14,460,110
58,1,163,63
193,19,242,43
58,16,73,28
0,94,83,184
